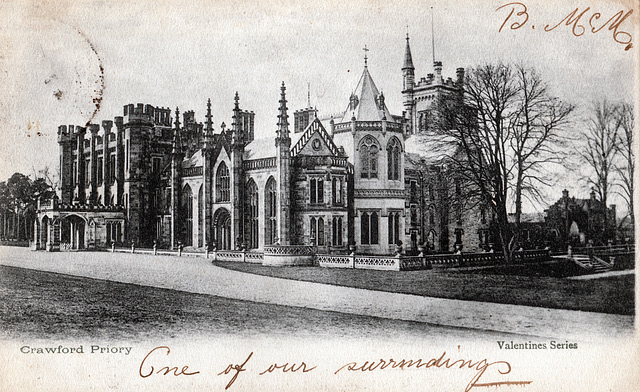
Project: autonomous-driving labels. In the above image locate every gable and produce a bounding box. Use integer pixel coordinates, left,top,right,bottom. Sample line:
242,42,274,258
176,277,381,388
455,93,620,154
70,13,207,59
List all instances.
291,118,340,157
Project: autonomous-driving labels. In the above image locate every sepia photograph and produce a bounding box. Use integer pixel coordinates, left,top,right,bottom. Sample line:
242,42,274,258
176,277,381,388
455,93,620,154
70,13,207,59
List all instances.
0,0,637,390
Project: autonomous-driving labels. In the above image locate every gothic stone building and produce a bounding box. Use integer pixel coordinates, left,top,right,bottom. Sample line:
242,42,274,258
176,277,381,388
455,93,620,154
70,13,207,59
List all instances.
35,36,490,256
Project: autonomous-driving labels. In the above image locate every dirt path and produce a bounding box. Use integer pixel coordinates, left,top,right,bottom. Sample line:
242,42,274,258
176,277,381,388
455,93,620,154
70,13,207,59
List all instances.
0,247,633,340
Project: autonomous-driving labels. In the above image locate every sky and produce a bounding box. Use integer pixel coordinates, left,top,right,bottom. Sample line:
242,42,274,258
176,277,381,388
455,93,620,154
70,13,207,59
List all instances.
0,0,636,213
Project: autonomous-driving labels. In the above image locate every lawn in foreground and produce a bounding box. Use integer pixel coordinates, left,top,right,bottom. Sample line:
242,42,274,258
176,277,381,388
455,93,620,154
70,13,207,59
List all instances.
0,265,510,342
213,261,634,315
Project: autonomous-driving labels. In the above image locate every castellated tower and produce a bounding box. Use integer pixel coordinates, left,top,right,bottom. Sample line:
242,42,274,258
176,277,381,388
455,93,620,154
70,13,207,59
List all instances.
57,125,74,204
402,34,465,135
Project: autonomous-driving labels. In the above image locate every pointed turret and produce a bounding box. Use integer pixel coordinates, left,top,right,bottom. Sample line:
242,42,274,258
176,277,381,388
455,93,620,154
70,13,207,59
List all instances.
402,33,415,92
230,92,245,249
344,61,395,122
402,33,415,72
231,92,243,146
402,33,416,134
276,81,290,144
172,107,182,154
205,98,213,136
204,99,214,149
275,82,291,245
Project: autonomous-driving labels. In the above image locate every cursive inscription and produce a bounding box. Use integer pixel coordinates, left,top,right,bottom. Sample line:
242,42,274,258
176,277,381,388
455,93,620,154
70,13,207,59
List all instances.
135,347,530,391
139,346,200,378
334,351,532,392
496,2,634,50
259,361,317,375
217,352,253,390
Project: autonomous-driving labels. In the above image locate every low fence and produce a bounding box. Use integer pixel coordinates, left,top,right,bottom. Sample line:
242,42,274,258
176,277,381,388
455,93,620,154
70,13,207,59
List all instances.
84,244,554,271
317,249,551,271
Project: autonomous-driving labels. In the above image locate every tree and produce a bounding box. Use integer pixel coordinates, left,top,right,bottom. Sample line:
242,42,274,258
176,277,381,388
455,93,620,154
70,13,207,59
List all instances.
614,102,634,234
429,62,575,261
2,173,54,241
579,100,622,241
509,65,575,245
435,63,520,262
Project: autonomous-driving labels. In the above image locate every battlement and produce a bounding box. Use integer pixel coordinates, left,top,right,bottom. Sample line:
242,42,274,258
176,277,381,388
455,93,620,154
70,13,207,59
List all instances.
123,103,172,126
412,63,464,90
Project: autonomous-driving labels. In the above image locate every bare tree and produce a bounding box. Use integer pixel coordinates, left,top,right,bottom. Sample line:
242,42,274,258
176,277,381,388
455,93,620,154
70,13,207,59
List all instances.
579,100,622,241
509,65,575,244
435,63,520,262
614,102,634,233
426,62,576,261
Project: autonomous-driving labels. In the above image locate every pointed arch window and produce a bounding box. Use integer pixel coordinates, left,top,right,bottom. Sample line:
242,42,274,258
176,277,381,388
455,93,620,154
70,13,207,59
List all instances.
360,211,379,245
310,216,324,246
388,211,401,245
216,162,230,202
387,138,401,180
359,136,379,179
247,180,259,249
332,216,343,246
265,178,277,245
182,185,193,246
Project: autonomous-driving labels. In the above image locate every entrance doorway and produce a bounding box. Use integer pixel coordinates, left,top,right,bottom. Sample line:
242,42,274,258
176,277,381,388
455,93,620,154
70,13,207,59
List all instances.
214,208,231,250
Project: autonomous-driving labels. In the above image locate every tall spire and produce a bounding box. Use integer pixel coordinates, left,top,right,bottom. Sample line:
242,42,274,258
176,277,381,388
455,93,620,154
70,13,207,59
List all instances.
276,82,290,141
172,106,182,154
232,92,242,145
205,98,213,136
431,7,436,64
402,32,414,71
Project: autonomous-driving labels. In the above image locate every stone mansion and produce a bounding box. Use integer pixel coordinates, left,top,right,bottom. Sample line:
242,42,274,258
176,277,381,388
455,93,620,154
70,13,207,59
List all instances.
35,36,490,256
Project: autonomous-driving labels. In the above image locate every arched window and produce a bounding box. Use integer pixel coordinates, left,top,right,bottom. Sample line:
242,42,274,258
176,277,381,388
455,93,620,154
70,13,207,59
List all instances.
359,136,379,179
388,211,400,245
265,177,277,245
310,216,325,246
247,179,259,249
387,138,401,180
216,162,230,202
332,216,343,246
309,177,324,204
332,177,343,205
182,184,193,246
360,211,379,245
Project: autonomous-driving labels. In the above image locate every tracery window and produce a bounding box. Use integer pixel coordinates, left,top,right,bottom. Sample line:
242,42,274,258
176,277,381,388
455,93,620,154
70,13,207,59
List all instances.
216,162,230,202
359,136,379,179
265,177,277,245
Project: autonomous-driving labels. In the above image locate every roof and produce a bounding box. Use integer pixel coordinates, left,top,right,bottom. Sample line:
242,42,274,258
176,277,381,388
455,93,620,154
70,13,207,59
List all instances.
340,66,395,122
244,137,276,160
402,35,414,70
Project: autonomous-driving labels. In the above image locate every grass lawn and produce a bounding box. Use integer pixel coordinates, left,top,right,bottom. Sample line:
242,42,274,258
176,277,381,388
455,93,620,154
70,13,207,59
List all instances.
213,261,634,316
0,265,508,341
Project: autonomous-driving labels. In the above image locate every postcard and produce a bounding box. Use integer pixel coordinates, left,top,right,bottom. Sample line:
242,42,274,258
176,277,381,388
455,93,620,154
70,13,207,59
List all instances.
0,0,637,391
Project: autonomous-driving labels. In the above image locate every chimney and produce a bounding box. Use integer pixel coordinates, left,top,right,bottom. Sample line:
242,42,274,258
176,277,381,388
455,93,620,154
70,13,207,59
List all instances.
456,67,465,87
434,61,443,84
